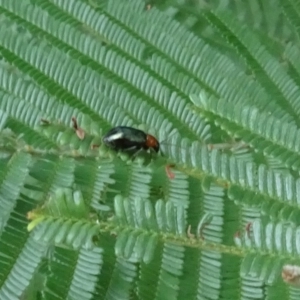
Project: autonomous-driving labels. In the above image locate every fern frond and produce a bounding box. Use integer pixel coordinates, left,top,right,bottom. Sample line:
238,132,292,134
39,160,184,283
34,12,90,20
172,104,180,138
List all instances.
197,251,241,299
106,0,294,122
223,0,285,38
113,195,186,262
28,156,76,195
201,182,225,243
122,163,153,200
0,182,47,299
105,257,138,300
34,118,104,157
281,0,300,41
0,153,31,232
164,134,300,224
0,0,207,140
235,219,300,285
28,189,99,249
141,158,191,219
1,0,300,298
0,236,47,300
0,110,8,131
0,60,79,122
74,158,115,211
289,286,300,299
92,234,116,299
43,246,103,300
240,275,265,300
203,8,300,124
154,243,184,299
190,91,300,172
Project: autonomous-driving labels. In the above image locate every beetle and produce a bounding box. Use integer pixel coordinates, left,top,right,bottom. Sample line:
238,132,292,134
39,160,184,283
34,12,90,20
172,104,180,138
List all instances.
103,126,160,154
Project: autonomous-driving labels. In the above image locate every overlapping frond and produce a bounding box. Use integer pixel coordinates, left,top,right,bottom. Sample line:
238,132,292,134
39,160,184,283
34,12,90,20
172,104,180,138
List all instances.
202,8,300,124
0,153,31,232
235,219,300,289
28,189,99,249
0,0,300,299
0,236,47,300
281,0,300,41
191,91,300,171
43,246,103,300
0,180,46,300
0,0,209,141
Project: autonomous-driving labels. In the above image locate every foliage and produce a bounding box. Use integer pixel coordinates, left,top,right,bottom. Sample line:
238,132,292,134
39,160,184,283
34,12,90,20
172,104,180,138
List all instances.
1,0,300,299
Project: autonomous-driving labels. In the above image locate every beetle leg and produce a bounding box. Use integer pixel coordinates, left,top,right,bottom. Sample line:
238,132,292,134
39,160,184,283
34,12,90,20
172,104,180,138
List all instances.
131,148,143,160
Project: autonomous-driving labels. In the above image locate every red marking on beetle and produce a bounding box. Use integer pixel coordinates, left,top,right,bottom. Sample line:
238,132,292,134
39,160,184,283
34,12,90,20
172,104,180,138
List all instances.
165,164,175,179
146,134,159,151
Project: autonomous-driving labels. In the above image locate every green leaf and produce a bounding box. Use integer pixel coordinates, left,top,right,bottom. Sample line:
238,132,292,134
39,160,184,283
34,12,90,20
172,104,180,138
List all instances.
1,0,300,299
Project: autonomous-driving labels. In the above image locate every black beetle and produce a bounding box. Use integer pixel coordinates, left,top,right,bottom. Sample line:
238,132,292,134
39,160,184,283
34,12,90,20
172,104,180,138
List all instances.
103,126,160,154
